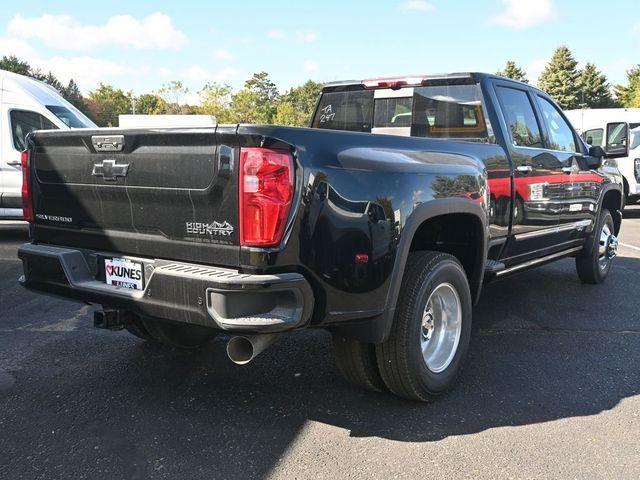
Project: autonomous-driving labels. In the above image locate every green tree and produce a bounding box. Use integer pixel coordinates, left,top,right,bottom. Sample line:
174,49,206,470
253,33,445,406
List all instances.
158,80,190,114
86,83,132,127
578,63,615,108
0,55,30,75
632,89,640,108
274,80,323,126
31,69,65,91
198,82,233,123
136,93,167,114
614,65,640,107
496,61,528,84
231,72,279,124
61,79,88,113
538,46,581,109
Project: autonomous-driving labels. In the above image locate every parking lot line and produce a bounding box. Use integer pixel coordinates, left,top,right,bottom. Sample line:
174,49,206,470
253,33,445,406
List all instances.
620,242,640,252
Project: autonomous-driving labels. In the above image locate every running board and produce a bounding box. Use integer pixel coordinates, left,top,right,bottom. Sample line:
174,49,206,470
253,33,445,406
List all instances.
493,246,583,278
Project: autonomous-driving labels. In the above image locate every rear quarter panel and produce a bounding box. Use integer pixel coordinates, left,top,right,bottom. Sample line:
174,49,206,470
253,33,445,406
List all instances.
236,126,508,325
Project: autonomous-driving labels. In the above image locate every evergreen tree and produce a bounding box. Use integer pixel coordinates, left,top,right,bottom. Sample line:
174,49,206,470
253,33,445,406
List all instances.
614,65,640,107
578,63,615,108
496,61,528,84
30,69,65,92
62,79,88,113
538,46,581,109
0,55,30,75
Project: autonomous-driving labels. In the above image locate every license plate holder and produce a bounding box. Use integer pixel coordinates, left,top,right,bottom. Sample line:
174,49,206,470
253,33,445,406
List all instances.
104,257,145,290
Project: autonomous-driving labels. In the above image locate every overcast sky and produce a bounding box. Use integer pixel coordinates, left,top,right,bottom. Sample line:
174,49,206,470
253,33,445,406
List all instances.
0,0,638,102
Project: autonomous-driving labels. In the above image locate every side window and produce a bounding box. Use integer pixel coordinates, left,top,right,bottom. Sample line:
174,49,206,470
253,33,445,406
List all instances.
583,128,603,147
536,96,577,152
495,87,543,148
10,110,58,151
631,130,640,150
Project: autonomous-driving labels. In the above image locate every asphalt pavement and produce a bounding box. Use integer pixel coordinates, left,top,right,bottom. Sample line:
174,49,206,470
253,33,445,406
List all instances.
1,209,639,480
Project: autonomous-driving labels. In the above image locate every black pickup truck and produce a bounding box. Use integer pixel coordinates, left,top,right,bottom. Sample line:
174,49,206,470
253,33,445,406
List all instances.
18,73,628,401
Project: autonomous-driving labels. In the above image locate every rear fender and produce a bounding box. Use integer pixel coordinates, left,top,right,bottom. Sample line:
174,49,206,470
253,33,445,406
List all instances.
330,198,488,343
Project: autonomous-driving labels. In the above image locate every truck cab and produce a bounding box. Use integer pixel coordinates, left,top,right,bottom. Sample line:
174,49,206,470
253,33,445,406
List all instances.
0,69,96,219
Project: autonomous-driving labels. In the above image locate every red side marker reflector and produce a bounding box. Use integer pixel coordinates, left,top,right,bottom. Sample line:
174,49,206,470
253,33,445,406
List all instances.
355,253,369,264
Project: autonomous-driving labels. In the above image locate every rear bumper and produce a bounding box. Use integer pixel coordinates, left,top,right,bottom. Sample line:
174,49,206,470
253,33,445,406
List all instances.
18,243,314,334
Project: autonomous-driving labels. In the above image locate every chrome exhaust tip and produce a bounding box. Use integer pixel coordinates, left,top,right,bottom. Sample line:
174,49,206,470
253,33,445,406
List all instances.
226,333,280,365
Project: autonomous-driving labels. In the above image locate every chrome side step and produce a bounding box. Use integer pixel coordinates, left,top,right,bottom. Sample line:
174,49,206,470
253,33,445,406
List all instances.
495,246,583,277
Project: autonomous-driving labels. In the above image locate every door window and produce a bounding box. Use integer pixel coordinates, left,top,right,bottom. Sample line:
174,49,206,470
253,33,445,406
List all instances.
583,128,604,147
536,96,577,152
631,129,640,150
10,110,58,151
495,87,543,148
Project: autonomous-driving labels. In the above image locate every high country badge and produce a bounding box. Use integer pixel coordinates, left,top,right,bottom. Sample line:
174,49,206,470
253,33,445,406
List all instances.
186,221,234,236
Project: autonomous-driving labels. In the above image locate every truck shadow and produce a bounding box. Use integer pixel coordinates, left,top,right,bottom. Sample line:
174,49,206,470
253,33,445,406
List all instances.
0,223,28,241
5,256,639,479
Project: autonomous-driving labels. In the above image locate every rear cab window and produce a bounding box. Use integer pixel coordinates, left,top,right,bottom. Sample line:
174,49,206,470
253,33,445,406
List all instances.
311,78,495,143
312,90,374,132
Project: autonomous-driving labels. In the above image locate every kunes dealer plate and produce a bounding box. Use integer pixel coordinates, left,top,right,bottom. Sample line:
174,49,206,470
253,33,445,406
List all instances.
104,258,144,290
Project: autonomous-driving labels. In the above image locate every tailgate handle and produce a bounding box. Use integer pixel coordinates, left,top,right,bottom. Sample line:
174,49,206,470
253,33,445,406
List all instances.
92,135,125,152
217,145,234,179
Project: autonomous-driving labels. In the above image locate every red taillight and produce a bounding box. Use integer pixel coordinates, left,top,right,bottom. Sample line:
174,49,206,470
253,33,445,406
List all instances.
362,76,427,90
239,147,294,247
21,149,33,222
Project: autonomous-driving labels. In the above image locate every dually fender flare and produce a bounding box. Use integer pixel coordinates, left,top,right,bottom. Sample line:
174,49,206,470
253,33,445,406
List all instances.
330,198,488,344
595,182,623,235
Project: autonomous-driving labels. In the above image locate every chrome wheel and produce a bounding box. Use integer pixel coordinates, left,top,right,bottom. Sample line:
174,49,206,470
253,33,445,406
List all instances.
598,223,618,270
420,282,462,373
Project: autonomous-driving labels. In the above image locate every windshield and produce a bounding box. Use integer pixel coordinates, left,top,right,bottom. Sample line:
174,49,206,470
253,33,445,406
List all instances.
311,83,493,143
46,105,96,128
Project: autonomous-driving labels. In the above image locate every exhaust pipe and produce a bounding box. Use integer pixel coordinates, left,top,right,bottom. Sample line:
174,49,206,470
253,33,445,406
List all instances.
226,333,281,365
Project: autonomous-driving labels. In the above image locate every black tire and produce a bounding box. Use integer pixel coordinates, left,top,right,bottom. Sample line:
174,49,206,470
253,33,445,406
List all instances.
376,251,472,402
134,317,217,348
576,209,616,284
332,336,386,393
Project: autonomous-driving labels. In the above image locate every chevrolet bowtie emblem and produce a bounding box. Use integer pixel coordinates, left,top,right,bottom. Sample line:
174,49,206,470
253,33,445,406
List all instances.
92,159,129,181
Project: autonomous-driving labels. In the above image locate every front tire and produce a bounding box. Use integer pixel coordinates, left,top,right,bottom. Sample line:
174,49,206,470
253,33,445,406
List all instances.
376,251,472,402
576,209,617,284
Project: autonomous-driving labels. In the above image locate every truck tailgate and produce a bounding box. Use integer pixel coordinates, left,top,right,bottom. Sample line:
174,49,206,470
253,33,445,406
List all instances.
29,127,240,267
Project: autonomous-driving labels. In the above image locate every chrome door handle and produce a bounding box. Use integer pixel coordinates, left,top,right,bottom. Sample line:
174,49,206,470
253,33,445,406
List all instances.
6,161,21,166
516,165,533,173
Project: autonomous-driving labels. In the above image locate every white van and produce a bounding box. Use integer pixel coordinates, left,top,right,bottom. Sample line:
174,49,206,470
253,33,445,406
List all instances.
565,108,640,204
0,69,96,219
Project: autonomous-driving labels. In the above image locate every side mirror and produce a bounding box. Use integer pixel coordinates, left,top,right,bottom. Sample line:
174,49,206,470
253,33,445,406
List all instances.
589,145,606,158
584,145,605,169
605,122,629,158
